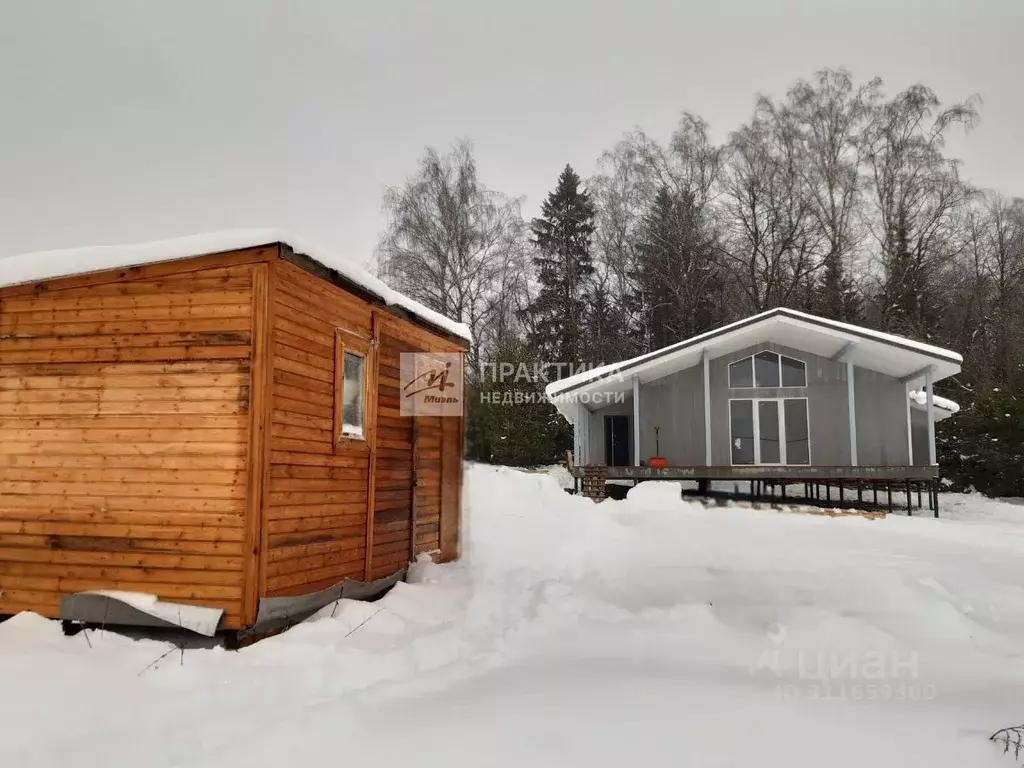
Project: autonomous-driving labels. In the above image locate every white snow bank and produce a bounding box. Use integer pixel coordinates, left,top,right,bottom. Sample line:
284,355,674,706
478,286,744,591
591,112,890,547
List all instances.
2,463,1023,767
909,389,960,414
0,228,471,342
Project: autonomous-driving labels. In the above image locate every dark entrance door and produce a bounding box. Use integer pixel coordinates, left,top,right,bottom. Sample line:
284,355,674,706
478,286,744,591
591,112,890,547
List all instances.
604,415,630,466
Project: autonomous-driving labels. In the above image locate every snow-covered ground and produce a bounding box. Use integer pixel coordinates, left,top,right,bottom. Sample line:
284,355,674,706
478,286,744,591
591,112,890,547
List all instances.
2,465,1024,767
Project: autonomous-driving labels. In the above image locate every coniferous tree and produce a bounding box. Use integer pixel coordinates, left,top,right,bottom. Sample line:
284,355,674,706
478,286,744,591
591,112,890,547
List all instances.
811,251,863,322
631,186,721,350
941,380,1024,497
472,337,563,466
380,70,1024,491
587,276,628,365
524,165,597,368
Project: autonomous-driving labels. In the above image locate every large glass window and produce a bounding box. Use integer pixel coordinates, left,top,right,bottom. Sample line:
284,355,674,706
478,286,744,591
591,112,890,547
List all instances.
754,351,781,388
729,397,810,465
758,400,781,463
784,398,810,464
729,351,806,388
728,356,753,388
730,399,755,465
781,355,807,387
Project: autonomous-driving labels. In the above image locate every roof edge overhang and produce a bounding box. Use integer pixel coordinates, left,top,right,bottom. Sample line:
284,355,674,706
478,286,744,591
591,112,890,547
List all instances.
0,228,473,346
546,308,962,422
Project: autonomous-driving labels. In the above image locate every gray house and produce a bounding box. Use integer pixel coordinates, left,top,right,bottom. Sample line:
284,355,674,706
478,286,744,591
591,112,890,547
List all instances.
546,309,961,507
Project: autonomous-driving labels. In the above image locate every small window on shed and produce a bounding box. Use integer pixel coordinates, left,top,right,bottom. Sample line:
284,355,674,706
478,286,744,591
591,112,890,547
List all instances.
729,357,753,388
341,352,366,438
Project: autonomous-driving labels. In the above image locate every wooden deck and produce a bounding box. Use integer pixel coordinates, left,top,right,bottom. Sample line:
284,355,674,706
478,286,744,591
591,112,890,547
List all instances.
572,463,942,516
572,464,939,481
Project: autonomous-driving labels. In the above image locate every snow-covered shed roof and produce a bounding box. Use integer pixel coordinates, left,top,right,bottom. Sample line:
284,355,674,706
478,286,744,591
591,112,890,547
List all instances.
546,307,961,421
0,229,471,342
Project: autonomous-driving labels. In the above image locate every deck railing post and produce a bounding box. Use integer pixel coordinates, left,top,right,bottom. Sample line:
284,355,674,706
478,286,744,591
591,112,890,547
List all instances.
905,382,914,466
632,376,641,468
906,479,912,515
926,367,937,466
847,360,858,466
933,481,940,518
702,348,712,466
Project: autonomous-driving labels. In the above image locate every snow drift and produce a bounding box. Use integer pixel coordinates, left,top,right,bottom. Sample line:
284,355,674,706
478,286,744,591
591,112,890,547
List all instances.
1,464,1022,767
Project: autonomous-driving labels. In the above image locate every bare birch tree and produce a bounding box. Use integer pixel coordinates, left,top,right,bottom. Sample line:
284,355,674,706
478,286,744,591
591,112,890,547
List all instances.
719,99,823,312
861,85,978,336
787,69,881,319
376,140,526,367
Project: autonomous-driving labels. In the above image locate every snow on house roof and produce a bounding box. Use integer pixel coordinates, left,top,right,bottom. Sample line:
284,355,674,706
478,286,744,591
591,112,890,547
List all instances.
546,307,962,420
909,389,960,420
0,229,472,342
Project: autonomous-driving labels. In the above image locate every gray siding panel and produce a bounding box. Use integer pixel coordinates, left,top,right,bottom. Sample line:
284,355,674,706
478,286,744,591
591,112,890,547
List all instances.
587,399,633,465
855,368,911,465
638,366,705,465
911,408,929,466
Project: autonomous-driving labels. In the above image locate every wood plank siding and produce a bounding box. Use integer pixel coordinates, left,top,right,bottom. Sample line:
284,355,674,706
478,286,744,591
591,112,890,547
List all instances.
263,261,373,597
264,261,465,594
0,249,275,629
0,242,466,632
370,336,464,579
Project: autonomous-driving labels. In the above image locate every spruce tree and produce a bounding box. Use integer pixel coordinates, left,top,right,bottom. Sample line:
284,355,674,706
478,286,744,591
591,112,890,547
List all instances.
587,279,628,365
524,165,597,369
812,251,862,322
474,337,562,466
631,186,720,350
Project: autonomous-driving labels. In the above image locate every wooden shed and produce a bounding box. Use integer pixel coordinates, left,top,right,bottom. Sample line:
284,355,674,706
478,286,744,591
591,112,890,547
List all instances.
0,231,468,636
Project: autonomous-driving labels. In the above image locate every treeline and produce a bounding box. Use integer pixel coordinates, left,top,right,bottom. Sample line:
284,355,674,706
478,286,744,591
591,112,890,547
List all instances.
375,69,1024,497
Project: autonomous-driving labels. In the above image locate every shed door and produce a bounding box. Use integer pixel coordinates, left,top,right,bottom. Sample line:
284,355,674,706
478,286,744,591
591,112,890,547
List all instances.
412,415,443,558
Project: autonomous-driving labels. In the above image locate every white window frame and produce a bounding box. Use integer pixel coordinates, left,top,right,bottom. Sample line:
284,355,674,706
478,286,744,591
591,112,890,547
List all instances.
340,349,366,438
728,396,811,466
334,329,372,448
728,351,807,389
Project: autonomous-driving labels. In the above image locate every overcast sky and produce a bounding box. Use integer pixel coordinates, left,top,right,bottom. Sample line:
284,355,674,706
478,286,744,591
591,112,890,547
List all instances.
1,0,1020,268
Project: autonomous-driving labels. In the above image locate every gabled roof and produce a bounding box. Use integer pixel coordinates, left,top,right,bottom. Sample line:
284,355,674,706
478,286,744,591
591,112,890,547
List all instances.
546,308,961,419
0,229,472,342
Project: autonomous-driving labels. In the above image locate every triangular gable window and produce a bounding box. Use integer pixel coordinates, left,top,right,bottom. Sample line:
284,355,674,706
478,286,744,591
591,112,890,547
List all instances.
729,351,806,388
